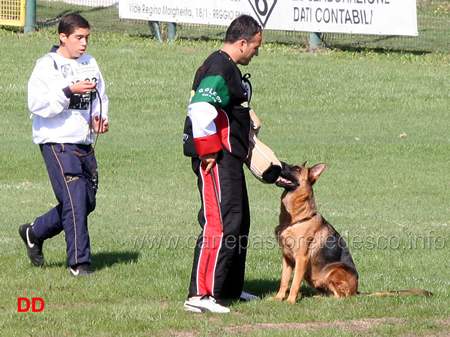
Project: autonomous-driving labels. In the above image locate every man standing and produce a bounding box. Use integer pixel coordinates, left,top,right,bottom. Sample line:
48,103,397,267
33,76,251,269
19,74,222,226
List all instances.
20,13,109,276
183,15,262,313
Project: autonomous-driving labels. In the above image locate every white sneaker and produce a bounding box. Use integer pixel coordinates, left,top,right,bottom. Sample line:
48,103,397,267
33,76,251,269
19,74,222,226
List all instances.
184,295,230,313
240,291,260,301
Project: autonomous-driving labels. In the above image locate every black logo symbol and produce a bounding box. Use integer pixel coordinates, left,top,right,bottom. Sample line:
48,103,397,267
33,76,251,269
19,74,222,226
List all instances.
248,0,277,28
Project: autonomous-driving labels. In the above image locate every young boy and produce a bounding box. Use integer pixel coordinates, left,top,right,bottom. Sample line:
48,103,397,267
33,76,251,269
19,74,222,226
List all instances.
20,13,109,276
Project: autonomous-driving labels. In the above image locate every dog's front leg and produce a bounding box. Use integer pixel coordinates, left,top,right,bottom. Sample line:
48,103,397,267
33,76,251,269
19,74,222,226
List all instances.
286,256,308,303
269,256,293,301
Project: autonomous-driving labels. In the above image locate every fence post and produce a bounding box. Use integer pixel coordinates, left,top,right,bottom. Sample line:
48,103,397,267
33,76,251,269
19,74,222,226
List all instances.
149,21,162,42
168,22,176,42
24,0,36,33
309,32,322,51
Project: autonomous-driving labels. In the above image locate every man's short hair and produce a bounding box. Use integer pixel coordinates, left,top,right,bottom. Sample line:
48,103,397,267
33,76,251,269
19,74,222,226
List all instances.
225,15,262,44
58,13,90,37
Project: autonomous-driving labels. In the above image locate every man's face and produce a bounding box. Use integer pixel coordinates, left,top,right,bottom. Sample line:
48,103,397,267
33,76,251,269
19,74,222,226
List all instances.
59,28,90,59
239,32,262,66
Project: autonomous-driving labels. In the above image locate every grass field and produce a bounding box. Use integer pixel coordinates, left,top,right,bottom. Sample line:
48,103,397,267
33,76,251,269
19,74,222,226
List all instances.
0,28,449,336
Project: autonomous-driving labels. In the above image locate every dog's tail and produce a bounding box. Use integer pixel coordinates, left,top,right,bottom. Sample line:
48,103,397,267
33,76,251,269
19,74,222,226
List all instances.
358,289,432,297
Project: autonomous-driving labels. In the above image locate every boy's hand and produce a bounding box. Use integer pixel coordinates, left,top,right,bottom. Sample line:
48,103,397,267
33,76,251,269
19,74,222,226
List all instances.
70,81,97,95
92,115,109,133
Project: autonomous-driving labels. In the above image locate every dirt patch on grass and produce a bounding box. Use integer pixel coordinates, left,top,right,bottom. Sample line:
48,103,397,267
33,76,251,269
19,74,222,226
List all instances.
437,317,450,328
224,317,402,335
169,317,399,336
169,317,450,336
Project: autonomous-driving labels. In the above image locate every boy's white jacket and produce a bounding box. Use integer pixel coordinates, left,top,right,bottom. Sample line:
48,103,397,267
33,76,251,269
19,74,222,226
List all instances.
28,49,109,145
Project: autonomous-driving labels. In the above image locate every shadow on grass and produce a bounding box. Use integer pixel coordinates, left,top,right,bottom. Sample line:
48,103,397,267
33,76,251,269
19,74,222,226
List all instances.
43,251,140,271
329,43,432,55
91,251,140,271
243,279,319,299
322,34,433,54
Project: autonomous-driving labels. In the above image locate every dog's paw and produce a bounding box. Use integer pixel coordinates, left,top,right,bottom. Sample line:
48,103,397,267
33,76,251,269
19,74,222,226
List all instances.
268,296,283,301
286,296,298,304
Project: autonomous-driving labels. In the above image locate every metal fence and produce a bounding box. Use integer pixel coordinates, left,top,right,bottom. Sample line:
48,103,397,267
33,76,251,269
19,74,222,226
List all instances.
35,0,450,52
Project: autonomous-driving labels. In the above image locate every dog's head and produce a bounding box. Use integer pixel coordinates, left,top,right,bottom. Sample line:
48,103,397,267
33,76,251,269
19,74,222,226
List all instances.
276,161,327,192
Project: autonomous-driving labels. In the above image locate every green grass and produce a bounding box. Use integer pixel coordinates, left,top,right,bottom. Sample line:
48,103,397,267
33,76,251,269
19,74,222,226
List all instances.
0,29,449,336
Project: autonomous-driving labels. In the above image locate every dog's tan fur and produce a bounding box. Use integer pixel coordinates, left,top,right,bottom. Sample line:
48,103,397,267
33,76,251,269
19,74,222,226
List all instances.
270,162,431,303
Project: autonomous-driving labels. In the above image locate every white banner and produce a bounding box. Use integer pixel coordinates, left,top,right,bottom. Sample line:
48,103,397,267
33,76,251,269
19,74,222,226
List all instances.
119,0,418,36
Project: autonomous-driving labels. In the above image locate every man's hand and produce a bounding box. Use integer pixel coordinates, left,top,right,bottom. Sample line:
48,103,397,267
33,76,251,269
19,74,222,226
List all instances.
92,115,109,133
200,153,218,174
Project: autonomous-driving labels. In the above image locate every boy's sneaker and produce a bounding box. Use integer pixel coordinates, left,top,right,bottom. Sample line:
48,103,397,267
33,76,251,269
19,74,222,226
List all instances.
184,295,230,313
19,223,44,266
240,291,260,301
70,263,94,277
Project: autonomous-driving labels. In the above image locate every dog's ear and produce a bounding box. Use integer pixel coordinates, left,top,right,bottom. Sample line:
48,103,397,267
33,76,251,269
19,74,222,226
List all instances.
309,163,326,182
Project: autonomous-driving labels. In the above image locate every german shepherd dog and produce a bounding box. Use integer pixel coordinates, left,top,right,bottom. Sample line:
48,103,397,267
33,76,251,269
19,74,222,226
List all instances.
269,162,431,303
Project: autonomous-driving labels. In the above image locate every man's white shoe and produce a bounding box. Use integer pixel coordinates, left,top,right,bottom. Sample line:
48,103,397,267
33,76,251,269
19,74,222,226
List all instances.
240,291,260,301
184,295,230,313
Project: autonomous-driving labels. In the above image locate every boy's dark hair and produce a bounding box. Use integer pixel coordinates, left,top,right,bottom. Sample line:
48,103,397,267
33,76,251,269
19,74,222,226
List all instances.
58,13,90,37
225,15,262,43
